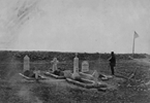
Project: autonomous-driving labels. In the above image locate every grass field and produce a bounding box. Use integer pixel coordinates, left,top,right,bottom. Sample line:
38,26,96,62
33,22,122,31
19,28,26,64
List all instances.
0,51,150,103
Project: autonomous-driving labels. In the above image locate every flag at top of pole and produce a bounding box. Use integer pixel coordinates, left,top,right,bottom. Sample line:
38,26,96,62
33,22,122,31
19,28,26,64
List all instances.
134,31,139,39
132,31,139,55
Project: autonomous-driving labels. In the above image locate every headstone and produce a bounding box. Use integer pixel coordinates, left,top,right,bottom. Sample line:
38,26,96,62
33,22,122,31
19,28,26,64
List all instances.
72,53,80,79
51,57,59,72
81,61,89,72
34,70,40,80
73,53,79,73
92,70,99,85
23,55,30,72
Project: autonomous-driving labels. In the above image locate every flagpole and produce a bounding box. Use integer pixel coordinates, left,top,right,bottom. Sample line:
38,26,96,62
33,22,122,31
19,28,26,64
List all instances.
132,31,139,57
132,34,135,55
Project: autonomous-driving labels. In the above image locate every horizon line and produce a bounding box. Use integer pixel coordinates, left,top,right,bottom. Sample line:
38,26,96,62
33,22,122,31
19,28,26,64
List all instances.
0,49,148,54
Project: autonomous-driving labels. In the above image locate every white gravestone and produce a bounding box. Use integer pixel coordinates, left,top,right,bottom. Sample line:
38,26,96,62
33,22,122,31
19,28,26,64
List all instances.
34,70,40,79
23,55,30,72
81,61,89,72
92,70,99,85
72,53,80,79
73,53,79,73
51,57,59,72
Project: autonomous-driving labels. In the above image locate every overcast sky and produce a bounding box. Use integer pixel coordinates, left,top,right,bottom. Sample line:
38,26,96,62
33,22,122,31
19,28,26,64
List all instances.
0,0,150,53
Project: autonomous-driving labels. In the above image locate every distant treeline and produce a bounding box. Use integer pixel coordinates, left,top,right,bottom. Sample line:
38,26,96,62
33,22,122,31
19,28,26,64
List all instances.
0,51,147,62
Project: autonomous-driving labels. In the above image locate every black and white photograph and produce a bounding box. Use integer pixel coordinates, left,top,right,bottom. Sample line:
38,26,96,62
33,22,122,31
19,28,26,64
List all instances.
0,0,150,103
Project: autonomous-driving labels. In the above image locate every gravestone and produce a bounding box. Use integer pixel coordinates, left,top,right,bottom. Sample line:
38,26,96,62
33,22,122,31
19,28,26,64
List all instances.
34,70,40,80
73,53,79,73
72,53,80,79
81,61,89,72
92,70,99,85
23,55,30,72
51,57,59,72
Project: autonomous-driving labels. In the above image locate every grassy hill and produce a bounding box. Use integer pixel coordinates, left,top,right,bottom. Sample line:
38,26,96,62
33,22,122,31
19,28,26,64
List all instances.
0,50,149,103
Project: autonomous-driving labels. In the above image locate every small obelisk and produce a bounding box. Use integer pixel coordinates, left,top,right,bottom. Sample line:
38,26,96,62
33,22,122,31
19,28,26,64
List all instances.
23,55,30,72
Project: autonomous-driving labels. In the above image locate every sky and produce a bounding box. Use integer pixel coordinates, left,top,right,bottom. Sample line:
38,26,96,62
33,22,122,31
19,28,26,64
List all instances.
0,0,150,54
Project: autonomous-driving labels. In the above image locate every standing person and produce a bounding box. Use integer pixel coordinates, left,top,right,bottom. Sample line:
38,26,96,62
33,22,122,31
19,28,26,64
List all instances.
108,51,116,75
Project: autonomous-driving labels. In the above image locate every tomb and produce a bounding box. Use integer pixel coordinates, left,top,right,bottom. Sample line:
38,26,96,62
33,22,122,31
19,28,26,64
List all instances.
23,55,30,72
19,55,47,81
66,53,108,90
81,61,89,73
44,57,65,79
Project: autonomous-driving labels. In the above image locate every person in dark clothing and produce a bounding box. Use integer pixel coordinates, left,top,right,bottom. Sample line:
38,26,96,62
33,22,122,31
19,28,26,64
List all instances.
108,51,116,75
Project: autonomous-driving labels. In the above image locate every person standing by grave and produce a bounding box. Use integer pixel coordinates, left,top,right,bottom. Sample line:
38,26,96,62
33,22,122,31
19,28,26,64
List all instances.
108,51,116,75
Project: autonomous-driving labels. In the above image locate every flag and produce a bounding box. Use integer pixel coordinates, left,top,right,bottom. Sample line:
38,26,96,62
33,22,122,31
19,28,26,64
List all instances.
132,31,139,54
134,31,139,39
